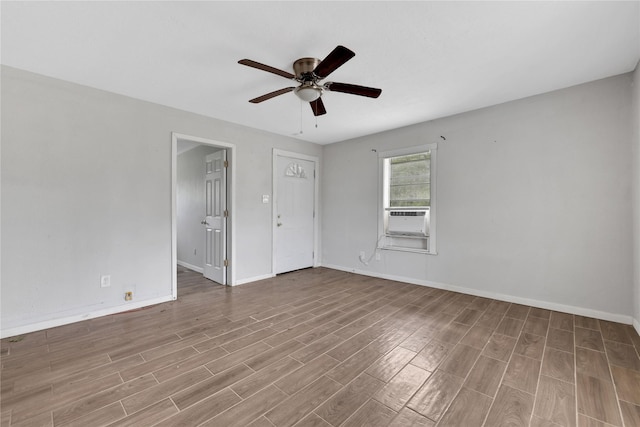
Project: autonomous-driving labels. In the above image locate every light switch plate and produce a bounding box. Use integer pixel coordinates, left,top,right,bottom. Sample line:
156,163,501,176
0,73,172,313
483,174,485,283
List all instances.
262,195,269,203
100,275,111,288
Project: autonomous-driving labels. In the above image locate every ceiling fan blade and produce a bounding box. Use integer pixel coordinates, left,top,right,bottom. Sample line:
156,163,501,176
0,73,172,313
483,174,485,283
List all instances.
249,87,295,103
310,98,327,116
313,45,355,79
238,59,295,79
325,82,382,98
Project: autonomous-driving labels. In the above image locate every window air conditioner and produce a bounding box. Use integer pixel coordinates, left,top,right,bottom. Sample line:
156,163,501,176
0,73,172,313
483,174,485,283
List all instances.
387,209,429,237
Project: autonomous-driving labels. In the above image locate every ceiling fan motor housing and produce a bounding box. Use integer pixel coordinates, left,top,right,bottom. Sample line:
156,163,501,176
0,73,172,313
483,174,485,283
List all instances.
293,57,321,81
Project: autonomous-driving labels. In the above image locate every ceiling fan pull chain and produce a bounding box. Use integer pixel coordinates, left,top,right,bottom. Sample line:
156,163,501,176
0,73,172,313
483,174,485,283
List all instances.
299,100,304,135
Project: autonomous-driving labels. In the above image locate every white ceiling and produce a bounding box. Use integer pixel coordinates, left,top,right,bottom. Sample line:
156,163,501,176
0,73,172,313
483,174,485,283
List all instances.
2,1,639,145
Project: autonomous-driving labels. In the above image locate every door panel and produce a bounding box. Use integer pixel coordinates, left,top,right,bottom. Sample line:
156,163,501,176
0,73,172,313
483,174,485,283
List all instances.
275,155,315,274
203,150,226,284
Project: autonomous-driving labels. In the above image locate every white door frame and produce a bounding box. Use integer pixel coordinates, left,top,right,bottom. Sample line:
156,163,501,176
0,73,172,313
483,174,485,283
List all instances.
272,149,320,275
172,132,236,298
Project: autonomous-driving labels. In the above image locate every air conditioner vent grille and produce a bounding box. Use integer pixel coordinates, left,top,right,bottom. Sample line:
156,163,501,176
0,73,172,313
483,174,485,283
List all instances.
389,211,425,217
386,209,429,237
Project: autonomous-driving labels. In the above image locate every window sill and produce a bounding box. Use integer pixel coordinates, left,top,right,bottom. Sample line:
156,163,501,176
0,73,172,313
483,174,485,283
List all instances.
381,234,435,254
380,245,437,255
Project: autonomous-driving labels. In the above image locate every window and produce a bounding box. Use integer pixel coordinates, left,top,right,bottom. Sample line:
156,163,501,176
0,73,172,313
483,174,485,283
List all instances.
379,143,437,254
389,152,430,207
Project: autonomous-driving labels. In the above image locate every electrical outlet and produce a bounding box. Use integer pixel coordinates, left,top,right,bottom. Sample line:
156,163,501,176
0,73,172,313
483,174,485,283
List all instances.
193,248,197,255
375,252,381,261
100,275,111,288
124,291,133,301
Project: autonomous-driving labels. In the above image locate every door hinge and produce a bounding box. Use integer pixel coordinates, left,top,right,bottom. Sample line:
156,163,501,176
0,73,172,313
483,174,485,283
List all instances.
224,210,229,218
224,160,229,168
223,259,229,267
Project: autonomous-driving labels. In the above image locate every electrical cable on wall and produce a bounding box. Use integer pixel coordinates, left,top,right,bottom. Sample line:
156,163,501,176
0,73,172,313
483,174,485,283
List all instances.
299,100,304,135
359,234,386,266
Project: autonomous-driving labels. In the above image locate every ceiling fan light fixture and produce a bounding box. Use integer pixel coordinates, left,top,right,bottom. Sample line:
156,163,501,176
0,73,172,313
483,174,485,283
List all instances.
294,84,322,102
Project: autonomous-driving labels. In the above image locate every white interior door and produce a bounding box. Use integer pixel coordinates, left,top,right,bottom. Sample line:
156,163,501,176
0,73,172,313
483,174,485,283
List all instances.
203,150,226,284
274,154,315,274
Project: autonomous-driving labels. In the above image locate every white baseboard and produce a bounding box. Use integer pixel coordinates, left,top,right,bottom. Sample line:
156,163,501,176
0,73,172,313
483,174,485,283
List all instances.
5,266,635,339
177,260,203,273
234,273,276,286
322,263,634,325
0,295,174,339
1,270,275,337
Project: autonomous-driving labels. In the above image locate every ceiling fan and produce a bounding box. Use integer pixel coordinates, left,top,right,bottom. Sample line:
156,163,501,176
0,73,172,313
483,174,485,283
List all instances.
238,45,382,116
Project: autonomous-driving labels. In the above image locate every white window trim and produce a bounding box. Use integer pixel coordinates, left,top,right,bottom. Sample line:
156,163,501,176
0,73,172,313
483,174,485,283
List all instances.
378,143,437,255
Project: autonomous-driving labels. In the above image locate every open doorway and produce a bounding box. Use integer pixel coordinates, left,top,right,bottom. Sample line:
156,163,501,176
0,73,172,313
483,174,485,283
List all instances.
171,133,236,298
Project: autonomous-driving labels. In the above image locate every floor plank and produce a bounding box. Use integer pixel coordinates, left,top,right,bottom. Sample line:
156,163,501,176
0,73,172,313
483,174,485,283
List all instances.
365,346,416,382
514,332,546,360
576,373,621,426
575,347,611,382
484,384,534,427
463,355,507,397
406,369,464,422
482,333,517,362
541,347,575,384
373,364,430,411
547,328,575,353
438,344,481,378
314,373,383,426
503,354,541,395
275,354,339,396
409,340,452,372
609,364,640,405
437,387,492,426
265,376,342,427
341,399,396,427
574,327,604,352
534,375,576,427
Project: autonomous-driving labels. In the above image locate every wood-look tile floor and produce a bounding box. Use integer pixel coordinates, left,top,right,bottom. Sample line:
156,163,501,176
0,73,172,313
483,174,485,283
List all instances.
2,267,640,426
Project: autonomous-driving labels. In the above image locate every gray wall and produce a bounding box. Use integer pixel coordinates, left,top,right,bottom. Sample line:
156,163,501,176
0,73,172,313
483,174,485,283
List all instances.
176,145,219,270
633,62,640,329
1,66,322,336
2,64,638,337
322,73,635,322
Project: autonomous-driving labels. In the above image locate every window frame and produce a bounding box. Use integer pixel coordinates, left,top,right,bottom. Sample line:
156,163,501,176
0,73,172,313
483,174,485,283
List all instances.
378,143,438,255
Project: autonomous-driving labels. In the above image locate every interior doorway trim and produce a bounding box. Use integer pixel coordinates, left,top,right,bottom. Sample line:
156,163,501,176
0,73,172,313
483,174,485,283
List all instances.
272,149,320,275
171,132,237,298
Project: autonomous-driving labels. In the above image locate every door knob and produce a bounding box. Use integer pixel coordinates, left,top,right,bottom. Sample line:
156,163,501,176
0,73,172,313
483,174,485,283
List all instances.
201,220,209,226
277,222,282,227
